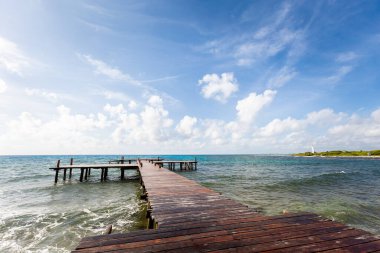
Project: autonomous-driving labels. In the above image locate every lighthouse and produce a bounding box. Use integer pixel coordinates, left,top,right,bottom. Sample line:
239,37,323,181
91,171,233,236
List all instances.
311,146,315,154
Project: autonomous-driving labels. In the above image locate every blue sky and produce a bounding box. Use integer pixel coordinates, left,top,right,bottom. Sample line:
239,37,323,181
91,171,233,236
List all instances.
0,0,380,155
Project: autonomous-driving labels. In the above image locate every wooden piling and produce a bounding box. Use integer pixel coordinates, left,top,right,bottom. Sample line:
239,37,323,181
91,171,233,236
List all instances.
80,168,84,182
54,169,59,184
84,168,88,180
101,168,105,181
69,158,73,178
54,160,60,183
63,168,67,180
121,168,125,180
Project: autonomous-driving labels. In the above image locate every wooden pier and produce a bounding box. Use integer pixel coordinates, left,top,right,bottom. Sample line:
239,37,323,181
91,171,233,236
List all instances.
73,160,380,253
154,159,197,171
50,158,138,183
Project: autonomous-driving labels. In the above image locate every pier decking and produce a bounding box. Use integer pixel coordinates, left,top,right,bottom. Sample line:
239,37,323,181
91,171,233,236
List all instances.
72,160,380,253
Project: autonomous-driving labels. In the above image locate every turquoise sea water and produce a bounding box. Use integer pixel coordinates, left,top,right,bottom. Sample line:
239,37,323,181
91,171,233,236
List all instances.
0,155,379,252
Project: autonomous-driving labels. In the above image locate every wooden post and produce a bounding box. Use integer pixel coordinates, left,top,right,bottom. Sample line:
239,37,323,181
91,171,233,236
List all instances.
54,160,60,183
104,168,108,179
80,168,84,182
54,169,59,184
69,158,73,178
101,168,105,181
180,162,183,171
121,168,125,180
84,168,88,180
63,168,67,180
88,168,91,175
104,225,112,235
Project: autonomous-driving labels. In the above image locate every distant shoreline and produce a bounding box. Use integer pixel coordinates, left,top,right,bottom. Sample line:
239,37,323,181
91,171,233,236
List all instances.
294,155,380,159
293,149,380,158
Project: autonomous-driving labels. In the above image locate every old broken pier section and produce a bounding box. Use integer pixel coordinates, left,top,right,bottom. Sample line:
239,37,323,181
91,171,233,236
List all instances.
50,157,197,183
68,159,380,252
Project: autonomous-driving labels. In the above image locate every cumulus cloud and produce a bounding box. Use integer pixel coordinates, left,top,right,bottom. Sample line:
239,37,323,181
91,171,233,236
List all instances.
258,108,345,138
0,36,30,75
2,88,380,154
259,117,303,137
236,90,277,123
105,95,174,144
0,105,108,154
176,116,198,136
0,79,7,93
199,72,238,103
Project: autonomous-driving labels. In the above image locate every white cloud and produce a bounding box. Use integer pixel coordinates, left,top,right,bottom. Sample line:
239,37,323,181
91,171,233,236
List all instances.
236,90,276,123
199,72,238,103
176,116,198,136
336,52,358,62
128,100,137,110
24,88,58,102
104,103,126,117
80,54,179,107
2,87,380,154
306,108,344,125
105,95,174,144
266,66,297,88
101,90,130,101
258,108,344,138
141,75,179,83
259,117,303,137
0,79,7,93
0,36,30,75
327,65,353,83
79,54,141,86
199,2,305,71
371,108,380,123
235,28,299,66
0,106,109,154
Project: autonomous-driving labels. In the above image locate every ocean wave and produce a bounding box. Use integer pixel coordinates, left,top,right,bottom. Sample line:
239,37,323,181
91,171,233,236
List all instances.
0,200,145,253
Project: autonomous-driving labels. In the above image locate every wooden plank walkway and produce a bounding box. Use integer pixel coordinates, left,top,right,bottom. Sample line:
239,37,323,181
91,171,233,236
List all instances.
73,160,380,253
